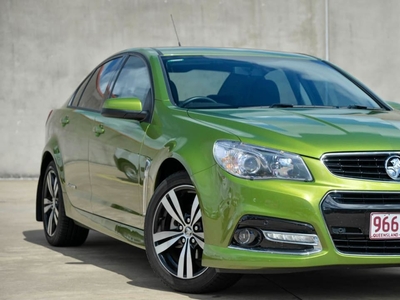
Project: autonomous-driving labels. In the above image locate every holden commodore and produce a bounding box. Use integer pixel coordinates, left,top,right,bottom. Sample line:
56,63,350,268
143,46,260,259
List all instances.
36,47,400,293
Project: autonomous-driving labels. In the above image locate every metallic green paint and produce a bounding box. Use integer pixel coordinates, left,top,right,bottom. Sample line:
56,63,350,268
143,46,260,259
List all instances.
188,108,400,157
62,191,145,248
38,47,400,274
102,97,143,111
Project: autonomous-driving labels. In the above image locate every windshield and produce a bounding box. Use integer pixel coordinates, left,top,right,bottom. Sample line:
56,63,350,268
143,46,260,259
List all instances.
162,55,382,110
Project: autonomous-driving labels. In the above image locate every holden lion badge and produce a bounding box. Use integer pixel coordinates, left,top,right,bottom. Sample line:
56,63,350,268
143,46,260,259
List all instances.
385,155,400,180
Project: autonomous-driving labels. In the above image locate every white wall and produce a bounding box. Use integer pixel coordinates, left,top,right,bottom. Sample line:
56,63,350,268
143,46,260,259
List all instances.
0,0,398,177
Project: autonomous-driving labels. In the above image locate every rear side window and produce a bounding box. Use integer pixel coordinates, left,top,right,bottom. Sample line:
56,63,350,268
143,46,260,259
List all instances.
77,57,123,111
70,75,91,107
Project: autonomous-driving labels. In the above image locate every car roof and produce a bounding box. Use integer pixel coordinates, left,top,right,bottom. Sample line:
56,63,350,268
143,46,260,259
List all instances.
117,47,319,60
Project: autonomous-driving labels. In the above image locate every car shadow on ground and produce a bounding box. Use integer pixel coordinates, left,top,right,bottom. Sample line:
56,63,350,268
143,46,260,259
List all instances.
23,229,168,291
23,229,400,300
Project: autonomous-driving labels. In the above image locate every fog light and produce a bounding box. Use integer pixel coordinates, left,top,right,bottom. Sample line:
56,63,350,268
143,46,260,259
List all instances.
234,228,259,246
263,230,321,250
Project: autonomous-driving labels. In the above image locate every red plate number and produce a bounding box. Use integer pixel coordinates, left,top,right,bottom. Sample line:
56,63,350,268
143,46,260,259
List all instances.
370,213,400,240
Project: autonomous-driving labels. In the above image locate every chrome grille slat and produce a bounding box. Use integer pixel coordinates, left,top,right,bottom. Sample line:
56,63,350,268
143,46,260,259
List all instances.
330,193,400,204
322,152,397,181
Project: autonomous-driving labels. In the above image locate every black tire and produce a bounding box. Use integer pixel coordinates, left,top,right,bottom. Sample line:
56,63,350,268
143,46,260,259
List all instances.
42,161,89,246
144,171,241,293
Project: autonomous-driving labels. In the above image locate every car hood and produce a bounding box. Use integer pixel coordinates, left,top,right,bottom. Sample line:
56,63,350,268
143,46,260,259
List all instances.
187,108,400,158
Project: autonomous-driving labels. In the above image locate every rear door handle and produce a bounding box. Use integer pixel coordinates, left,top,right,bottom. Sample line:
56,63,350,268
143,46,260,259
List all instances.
61,116,69,127
93,124,105,136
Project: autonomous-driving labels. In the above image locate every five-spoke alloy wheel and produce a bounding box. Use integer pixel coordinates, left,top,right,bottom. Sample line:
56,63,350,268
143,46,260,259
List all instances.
145,172,241,293
42,161,89,246
43,166,60,237
152,183,206,279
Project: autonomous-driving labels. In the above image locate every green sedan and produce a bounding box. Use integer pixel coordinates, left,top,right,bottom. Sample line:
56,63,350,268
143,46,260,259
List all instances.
36,47,400,293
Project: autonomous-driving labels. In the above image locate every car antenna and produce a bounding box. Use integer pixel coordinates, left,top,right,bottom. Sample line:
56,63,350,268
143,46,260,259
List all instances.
170,14,181,47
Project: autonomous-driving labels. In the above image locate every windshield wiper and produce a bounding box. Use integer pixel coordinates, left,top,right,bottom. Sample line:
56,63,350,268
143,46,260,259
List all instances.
269,104,332,108
253,104,381,110
347,105,368,109
346,105,382,110
269,103,294,108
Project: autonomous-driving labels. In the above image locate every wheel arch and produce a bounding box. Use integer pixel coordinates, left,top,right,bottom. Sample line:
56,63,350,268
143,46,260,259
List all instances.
144,157,189,214
154,157,188,190
36,151,54,221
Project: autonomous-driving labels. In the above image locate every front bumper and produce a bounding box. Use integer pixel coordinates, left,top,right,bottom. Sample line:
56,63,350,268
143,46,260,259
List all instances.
203,244,400,273
192,161,400,271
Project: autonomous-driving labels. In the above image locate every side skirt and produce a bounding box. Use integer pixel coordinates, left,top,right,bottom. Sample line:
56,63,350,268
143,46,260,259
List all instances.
63,192,145,249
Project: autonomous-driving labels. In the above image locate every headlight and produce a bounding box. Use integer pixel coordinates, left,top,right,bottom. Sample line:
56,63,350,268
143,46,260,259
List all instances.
213,140,313,181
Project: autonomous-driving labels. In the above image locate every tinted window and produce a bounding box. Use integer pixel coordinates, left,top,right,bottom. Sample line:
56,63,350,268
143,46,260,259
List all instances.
162,56,381,109
112,56,151,105
78,57,123,111
264,69,297,104
169,70,228,101
70,75,91,107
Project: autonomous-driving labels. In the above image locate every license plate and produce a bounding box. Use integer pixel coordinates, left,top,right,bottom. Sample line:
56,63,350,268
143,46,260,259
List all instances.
370,213,400,240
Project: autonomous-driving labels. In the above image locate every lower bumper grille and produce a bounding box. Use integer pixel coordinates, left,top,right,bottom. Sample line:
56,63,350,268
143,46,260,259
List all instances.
332,234,400,254
321,192,400,255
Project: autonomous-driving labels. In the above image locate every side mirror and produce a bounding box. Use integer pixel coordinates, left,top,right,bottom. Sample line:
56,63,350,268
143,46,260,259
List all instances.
101,98,148,121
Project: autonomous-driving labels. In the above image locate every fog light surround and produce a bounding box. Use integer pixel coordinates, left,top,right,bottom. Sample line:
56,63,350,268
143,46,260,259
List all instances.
263,230,322,251
233,228,261,247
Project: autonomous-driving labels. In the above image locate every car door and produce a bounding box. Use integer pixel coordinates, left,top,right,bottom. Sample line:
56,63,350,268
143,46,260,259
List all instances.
61,57,124,212
89,54,152,228
58,72,94,212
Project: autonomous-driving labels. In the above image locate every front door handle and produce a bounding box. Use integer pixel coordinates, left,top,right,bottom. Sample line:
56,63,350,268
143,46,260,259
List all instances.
61,116,69,127
93,124,105,136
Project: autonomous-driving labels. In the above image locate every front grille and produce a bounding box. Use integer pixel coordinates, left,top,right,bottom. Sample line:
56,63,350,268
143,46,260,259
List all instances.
321,192,400,255
330,192,400,205
321,152,396,181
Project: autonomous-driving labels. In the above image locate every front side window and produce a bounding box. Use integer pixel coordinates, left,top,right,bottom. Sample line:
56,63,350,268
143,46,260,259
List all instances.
96,58,123,97
78,57,123,111
111,55,152,106
162,55,383,110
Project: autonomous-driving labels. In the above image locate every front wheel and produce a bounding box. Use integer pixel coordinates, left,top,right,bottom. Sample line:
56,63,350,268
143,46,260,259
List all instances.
144,171,241,293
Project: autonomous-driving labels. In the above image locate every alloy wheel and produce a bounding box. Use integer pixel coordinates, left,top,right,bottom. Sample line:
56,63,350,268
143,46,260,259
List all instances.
152,184,207,279
43,169,59,237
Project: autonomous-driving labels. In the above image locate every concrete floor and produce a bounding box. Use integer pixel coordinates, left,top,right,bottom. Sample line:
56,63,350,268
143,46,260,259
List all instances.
1,180,400,300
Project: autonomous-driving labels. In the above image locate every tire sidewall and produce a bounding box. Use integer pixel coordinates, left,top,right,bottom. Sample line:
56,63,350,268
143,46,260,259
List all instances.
144,172,219,293
42,161,66,245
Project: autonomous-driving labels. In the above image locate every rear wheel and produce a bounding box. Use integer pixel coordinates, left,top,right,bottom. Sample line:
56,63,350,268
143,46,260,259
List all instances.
144,171,241,293
42,161,89,246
